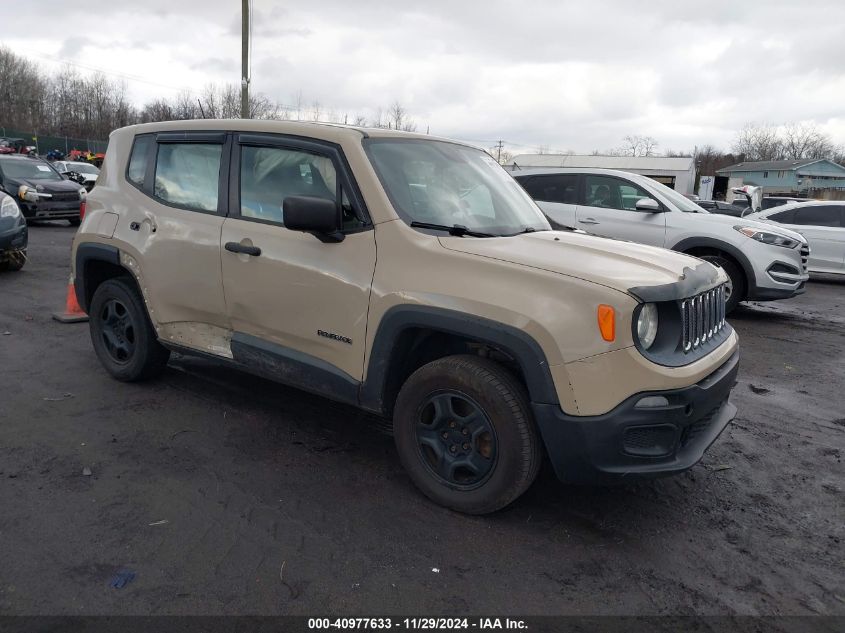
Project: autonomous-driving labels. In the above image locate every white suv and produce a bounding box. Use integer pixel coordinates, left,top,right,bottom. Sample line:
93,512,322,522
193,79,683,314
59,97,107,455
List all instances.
514,168,810,312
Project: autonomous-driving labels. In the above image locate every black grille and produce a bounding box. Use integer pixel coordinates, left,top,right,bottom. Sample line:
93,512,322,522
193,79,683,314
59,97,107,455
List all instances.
680,284,727,353
800,245,810,274
48,192,81,203
622,425,676,457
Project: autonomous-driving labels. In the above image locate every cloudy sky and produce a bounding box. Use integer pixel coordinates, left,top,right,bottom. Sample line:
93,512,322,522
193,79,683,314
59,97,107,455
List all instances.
5,0,845,154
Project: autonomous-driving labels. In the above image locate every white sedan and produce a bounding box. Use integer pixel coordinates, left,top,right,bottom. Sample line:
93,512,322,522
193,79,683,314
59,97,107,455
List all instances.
54,161,100,191
746,201,844,275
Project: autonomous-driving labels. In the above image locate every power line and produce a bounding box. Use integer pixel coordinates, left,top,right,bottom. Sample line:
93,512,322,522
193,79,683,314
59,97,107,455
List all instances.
23,52,195,95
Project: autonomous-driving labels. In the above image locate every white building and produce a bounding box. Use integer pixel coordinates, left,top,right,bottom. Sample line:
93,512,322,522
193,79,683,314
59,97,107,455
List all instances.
505,154,697,194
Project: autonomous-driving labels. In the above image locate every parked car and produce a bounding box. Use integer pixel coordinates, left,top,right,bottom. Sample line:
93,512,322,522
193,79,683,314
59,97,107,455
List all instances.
514,168,809,312
70,120,740,514
730,195,810,215
53,160,100,191
0,191,28,271
745,201,844,275
0,154,87,226
0,138,32,155
696,200,747,217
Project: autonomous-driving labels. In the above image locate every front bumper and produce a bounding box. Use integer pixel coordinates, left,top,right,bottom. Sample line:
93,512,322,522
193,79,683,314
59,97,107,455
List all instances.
0,218,28,254
533,350,739,484
19,200,81,220
746,243,809,301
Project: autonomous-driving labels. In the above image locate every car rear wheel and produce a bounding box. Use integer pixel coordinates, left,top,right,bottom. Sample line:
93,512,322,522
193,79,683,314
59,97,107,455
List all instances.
393,355,541,514
89,278,170,381
700,254,745,313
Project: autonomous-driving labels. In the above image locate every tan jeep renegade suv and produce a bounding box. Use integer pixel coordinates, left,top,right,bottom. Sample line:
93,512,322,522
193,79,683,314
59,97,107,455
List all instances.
71,120,739,514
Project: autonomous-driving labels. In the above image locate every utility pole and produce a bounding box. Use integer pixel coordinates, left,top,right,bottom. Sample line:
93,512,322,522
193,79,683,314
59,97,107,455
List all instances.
241,0,250,119
495,140,504,164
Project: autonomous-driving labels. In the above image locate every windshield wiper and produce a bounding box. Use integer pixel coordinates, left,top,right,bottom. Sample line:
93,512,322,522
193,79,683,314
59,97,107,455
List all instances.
410,221,496,238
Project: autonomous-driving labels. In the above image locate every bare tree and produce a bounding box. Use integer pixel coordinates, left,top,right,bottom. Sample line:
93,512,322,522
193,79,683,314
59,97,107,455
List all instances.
388,101,417,132
619,134,659,157
732,123,783,161
781,122,835,160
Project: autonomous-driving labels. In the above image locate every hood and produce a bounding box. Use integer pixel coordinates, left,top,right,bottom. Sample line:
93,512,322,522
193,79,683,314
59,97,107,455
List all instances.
687,210,806,243
5,176,83,194
438,230,720,298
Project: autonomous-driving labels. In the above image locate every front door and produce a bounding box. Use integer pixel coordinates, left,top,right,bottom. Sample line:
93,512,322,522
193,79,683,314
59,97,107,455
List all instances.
220,134,376,399
575,174,667,247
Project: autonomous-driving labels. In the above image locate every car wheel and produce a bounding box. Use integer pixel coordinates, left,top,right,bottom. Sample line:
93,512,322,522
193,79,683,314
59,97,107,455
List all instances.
393,355,542,514
0,249,26,272
700,254,745,313
89,278,170,381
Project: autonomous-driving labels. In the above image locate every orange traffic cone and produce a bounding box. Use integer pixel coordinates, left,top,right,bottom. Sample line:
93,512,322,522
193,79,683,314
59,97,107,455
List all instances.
52,275,89,323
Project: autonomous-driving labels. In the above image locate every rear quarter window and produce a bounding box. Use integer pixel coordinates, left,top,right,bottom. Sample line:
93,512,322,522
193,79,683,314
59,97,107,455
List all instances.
126,135,153,188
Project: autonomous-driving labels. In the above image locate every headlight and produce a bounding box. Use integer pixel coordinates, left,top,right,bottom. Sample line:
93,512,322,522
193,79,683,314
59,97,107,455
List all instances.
0,195,21,218
734,225,799,249
18,185,39,203
636,303,659,350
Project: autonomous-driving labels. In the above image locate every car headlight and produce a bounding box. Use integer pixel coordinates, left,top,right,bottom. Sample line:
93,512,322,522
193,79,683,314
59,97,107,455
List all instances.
1,195,21,218
18,185,39,203
636,303,659,350
734,225,799,248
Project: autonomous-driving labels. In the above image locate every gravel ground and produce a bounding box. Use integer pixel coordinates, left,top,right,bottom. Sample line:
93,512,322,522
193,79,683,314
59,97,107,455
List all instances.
0,223,842,616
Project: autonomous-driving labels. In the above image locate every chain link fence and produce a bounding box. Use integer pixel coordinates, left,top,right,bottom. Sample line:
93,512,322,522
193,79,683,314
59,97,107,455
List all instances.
0,126,108,155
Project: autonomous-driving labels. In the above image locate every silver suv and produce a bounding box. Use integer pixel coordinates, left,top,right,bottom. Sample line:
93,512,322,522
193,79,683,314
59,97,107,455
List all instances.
515,168,810,312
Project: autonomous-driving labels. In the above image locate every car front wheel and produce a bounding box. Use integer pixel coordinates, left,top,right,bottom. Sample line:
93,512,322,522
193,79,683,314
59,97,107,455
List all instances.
700,254,745,313
393,355,542,514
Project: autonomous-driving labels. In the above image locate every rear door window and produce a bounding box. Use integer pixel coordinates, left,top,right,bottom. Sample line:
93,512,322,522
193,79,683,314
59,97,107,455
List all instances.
518,174,578,204
154,143,223,212
791,205,842,227
768,208,796,224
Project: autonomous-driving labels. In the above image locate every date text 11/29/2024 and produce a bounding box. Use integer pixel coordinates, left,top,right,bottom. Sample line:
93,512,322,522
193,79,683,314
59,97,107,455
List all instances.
308,618,528,630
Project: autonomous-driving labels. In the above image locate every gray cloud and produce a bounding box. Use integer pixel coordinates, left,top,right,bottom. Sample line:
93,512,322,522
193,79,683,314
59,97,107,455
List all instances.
4,0,845,152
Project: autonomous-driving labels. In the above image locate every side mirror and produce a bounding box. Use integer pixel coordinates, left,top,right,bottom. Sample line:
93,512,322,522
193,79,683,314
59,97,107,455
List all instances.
283,195,344,243
635,198,662,213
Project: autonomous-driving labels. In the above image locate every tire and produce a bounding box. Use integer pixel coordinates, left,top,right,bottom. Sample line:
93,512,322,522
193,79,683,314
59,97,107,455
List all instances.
0,249,25,272
700,254,745,314
88,277,170,381
68,218,81,227
393,354,542,514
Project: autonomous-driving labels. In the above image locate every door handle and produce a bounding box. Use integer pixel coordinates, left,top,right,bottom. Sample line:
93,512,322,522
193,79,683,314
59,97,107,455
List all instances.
142,212,158,233
578,218,600,225
225,241,262,256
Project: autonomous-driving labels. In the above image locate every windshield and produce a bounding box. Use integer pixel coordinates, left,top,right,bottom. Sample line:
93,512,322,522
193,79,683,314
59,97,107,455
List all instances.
640,176,710,213
68,163,99,175
364,139,550,236
0,159,63,182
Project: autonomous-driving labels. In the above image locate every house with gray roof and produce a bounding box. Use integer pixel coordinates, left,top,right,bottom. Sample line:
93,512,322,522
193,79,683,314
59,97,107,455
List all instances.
716,158,845,196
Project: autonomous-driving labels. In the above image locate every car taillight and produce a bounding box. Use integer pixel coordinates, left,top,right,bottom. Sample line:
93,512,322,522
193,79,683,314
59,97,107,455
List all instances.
80,200,86,220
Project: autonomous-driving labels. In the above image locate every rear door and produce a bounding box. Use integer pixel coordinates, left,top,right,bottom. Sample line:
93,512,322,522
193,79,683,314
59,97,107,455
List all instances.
220,133,376,397
119,131,230,351
778,205,844,273
515,173,579,229
575,174,667,246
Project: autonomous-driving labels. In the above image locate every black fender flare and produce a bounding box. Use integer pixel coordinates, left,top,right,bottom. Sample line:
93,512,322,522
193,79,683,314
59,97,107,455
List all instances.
359,305,560,415
670,237,756,295
74,242,122,311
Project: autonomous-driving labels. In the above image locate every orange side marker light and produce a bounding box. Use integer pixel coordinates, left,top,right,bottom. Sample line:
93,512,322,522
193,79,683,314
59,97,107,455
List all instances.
597,304,615,342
